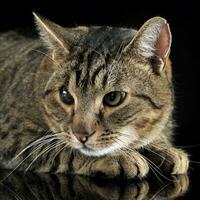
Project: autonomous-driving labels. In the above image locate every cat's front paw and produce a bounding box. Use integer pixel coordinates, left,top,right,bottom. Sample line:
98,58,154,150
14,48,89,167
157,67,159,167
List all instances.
170,148,189,175
147,145,189,175
73,151,149,179
118,150,149,178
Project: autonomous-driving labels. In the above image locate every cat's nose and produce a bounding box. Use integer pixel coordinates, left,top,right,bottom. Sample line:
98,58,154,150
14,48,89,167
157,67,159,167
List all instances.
73,131,95,143
72,121,95,143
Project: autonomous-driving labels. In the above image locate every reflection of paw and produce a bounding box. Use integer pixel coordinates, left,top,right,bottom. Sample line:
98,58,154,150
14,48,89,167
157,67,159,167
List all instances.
73,151,149,179
171,149,189,175
163,175,189,199
74,176,150,200
123,181,149,200
171,175,189,198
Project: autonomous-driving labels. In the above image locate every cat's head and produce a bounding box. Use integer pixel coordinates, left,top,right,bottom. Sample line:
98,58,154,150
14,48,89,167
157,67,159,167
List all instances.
34,13,173,156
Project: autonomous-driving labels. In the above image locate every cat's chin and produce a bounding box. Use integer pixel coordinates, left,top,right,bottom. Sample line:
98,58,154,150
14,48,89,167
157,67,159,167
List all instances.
79,146,119,157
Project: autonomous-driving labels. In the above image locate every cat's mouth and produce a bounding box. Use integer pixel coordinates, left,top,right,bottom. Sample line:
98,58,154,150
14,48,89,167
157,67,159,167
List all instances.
78,143,98,155
74,128,137,157
78,143,121,157
81,146,96,154
80,146,105,157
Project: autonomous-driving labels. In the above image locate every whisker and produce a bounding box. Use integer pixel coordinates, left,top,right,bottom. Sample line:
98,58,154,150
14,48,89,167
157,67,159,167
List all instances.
175,144,200,148
149,182,172,200
40,141,66,164
190,160,200,164
145,147,172,165
2,133,66,182
31,49,62,69
109,41,124,69
114,137,164,183
119,139,172,166
0,182,23,200
114,137,174,182
127,149,164,184
13,131,66,160
149,143,169,151
25,140,65,172
107,42,125,85
1,139,57,183
13,135,59,160
139,154,174,182
25,182,40,200
49,144,69,167
113,138,165,183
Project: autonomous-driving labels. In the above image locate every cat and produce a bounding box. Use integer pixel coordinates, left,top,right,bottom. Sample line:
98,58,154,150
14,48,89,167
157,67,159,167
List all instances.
0,13,189,179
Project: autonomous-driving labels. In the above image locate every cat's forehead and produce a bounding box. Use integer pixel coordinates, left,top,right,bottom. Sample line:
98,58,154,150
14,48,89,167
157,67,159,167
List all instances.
76,26,137,53
64,27,138,89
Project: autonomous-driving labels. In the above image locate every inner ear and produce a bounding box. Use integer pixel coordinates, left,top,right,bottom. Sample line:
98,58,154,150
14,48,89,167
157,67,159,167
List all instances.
155,23,171,61
124,17,172,74
33,12,70,53
150,56,165,74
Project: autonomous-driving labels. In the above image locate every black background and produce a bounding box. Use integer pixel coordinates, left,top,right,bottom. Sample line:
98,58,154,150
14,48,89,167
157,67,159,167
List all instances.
0,0,200,199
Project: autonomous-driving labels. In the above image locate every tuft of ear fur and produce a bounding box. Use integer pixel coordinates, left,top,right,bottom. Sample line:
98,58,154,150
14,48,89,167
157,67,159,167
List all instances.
33,12,70,53
125,17,172,73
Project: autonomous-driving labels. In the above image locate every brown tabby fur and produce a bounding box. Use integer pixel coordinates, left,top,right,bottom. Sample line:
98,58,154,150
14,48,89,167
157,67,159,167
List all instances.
0,14,189,178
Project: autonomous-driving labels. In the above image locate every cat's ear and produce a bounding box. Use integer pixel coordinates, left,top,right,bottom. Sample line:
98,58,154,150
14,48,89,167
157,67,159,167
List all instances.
33,12,70,53
125,17,171,73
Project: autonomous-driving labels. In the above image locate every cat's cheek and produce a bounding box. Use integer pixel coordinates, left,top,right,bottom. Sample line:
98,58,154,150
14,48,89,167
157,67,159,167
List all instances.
42,103,72,135
42,97,69,122
118,126,139,143
117,122,157,148
42,94,74,134
43,114,62,133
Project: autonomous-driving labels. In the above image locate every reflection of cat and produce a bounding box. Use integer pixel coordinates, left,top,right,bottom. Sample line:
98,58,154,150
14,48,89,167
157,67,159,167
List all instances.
0,171,189,200
0,13,189,178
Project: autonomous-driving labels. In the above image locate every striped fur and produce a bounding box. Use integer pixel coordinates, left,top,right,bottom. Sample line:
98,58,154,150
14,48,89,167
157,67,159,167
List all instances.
0,16,189,178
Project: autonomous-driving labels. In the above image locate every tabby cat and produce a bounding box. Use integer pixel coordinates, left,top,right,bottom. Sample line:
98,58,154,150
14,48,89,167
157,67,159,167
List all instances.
0,13,189,178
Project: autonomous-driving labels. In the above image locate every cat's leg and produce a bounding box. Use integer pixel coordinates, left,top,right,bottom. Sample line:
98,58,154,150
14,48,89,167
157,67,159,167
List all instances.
72,150,149,179
144,141,189,175
36,148,150,179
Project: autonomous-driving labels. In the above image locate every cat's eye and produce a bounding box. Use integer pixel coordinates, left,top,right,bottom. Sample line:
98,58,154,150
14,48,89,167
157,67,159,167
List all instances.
103,91,126,107
59,87,74,105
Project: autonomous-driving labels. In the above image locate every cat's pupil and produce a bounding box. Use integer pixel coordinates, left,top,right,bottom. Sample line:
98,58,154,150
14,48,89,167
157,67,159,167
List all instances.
60,87,74,105
109,92,117,101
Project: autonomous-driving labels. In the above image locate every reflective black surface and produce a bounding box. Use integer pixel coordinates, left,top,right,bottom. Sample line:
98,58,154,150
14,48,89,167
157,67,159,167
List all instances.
0,170,190,200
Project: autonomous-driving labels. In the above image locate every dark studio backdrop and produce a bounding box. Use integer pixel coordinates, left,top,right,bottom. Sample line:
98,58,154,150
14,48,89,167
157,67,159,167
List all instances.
0,0,200,199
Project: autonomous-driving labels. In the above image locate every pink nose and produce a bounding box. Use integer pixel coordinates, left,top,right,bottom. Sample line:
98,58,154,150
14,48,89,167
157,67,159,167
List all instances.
74,131,96,143
74,134,88,143
72,119,95,143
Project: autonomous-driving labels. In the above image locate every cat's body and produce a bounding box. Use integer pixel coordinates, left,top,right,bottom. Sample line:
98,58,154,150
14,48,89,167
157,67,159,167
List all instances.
0,14,189,178
0,31,47,168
